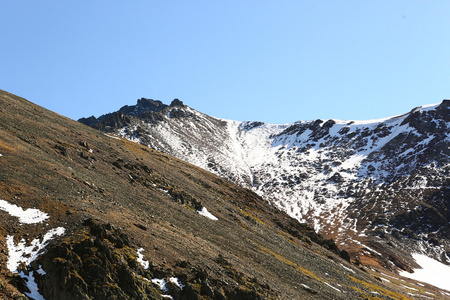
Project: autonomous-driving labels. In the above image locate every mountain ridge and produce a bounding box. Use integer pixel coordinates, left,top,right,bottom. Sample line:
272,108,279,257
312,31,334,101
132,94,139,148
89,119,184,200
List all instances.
79,97,450,278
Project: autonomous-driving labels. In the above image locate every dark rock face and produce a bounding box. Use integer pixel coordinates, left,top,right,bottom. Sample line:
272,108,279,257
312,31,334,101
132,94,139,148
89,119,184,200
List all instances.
34,220,159,300
119,98,168,116
78,98,169,127
402,101,450,133
77,116,99,127
93,112,133,131
170,99,184,107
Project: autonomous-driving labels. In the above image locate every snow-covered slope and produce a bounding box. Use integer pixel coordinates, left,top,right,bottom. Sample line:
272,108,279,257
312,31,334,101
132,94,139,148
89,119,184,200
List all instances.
81,99,450,271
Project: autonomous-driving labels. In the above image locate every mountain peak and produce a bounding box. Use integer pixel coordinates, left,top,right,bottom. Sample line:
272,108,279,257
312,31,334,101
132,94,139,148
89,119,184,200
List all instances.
170,98,184,107
137,97,165,108
79,98,186,127
401,99,450,132
119,98,167,116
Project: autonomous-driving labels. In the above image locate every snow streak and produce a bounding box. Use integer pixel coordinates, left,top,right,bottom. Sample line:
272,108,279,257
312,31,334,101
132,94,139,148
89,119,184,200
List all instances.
0,199,49,224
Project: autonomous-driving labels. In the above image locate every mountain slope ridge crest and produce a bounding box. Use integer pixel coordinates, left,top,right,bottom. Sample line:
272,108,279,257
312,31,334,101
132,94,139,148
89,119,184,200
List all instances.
80,98,450,276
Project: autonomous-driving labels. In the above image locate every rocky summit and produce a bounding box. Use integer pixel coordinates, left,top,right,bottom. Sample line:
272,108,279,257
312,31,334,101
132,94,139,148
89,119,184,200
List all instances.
0,89,448,299
81,97,450,287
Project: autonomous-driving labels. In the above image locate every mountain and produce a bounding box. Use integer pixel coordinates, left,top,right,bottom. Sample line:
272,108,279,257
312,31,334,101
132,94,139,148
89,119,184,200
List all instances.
80,98,450,282
4,91,445,299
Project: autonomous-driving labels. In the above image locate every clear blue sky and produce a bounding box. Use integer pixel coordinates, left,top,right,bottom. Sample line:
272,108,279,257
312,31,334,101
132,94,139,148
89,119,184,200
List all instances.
1,1,449,124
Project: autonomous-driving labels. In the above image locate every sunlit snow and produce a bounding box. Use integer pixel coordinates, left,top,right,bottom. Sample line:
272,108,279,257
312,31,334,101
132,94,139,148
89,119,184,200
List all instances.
151,276,183,299
0,199,49,224
197,207,218,220
136,248,149,269
104,133,121,140
151,278,168,292
323,281,342,293
7,227,66,272
169,277,185,290
399,253,450,292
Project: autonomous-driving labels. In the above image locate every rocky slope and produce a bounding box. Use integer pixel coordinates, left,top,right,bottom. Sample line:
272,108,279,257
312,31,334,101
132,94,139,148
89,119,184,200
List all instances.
3,90,444,298
80,98,450,278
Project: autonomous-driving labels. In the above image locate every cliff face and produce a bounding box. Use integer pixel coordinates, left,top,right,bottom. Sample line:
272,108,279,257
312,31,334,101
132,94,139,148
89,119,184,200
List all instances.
2,90,438,299
80,98,450,274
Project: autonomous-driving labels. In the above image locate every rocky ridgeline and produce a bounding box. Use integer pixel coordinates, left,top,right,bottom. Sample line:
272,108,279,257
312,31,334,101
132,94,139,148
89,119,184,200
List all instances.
80,99,450,268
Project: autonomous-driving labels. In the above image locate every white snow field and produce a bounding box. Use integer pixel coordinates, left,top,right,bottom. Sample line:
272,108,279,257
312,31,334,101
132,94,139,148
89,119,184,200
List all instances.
399,253,450,292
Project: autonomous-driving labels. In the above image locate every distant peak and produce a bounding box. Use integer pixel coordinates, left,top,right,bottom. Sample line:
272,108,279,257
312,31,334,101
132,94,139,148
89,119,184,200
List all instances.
118,98,168,116
78,97,191,127
137,98,164,108
170,98,184,107
439,99,450,107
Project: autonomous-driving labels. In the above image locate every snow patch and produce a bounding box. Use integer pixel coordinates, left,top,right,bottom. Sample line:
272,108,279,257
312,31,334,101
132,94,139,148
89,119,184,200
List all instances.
104,133,121,140
332,114,404,126
7,227,66,272
324,281,342,292
151,277,184,299
339,263,355,274
300,283,311,289
19,271,45,300
414,102,441,113
136,248,149,269
151,278,168,292
197,207,218,220
151,278,176,299
0,199,49,224
399,253,450,292
169,277,184,290
36,265,46,276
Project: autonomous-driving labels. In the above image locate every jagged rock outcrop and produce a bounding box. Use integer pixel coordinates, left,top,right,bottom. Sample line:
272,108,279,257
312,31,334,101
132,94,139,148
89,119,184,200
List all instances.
34,220,158,300
34,220,279,300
